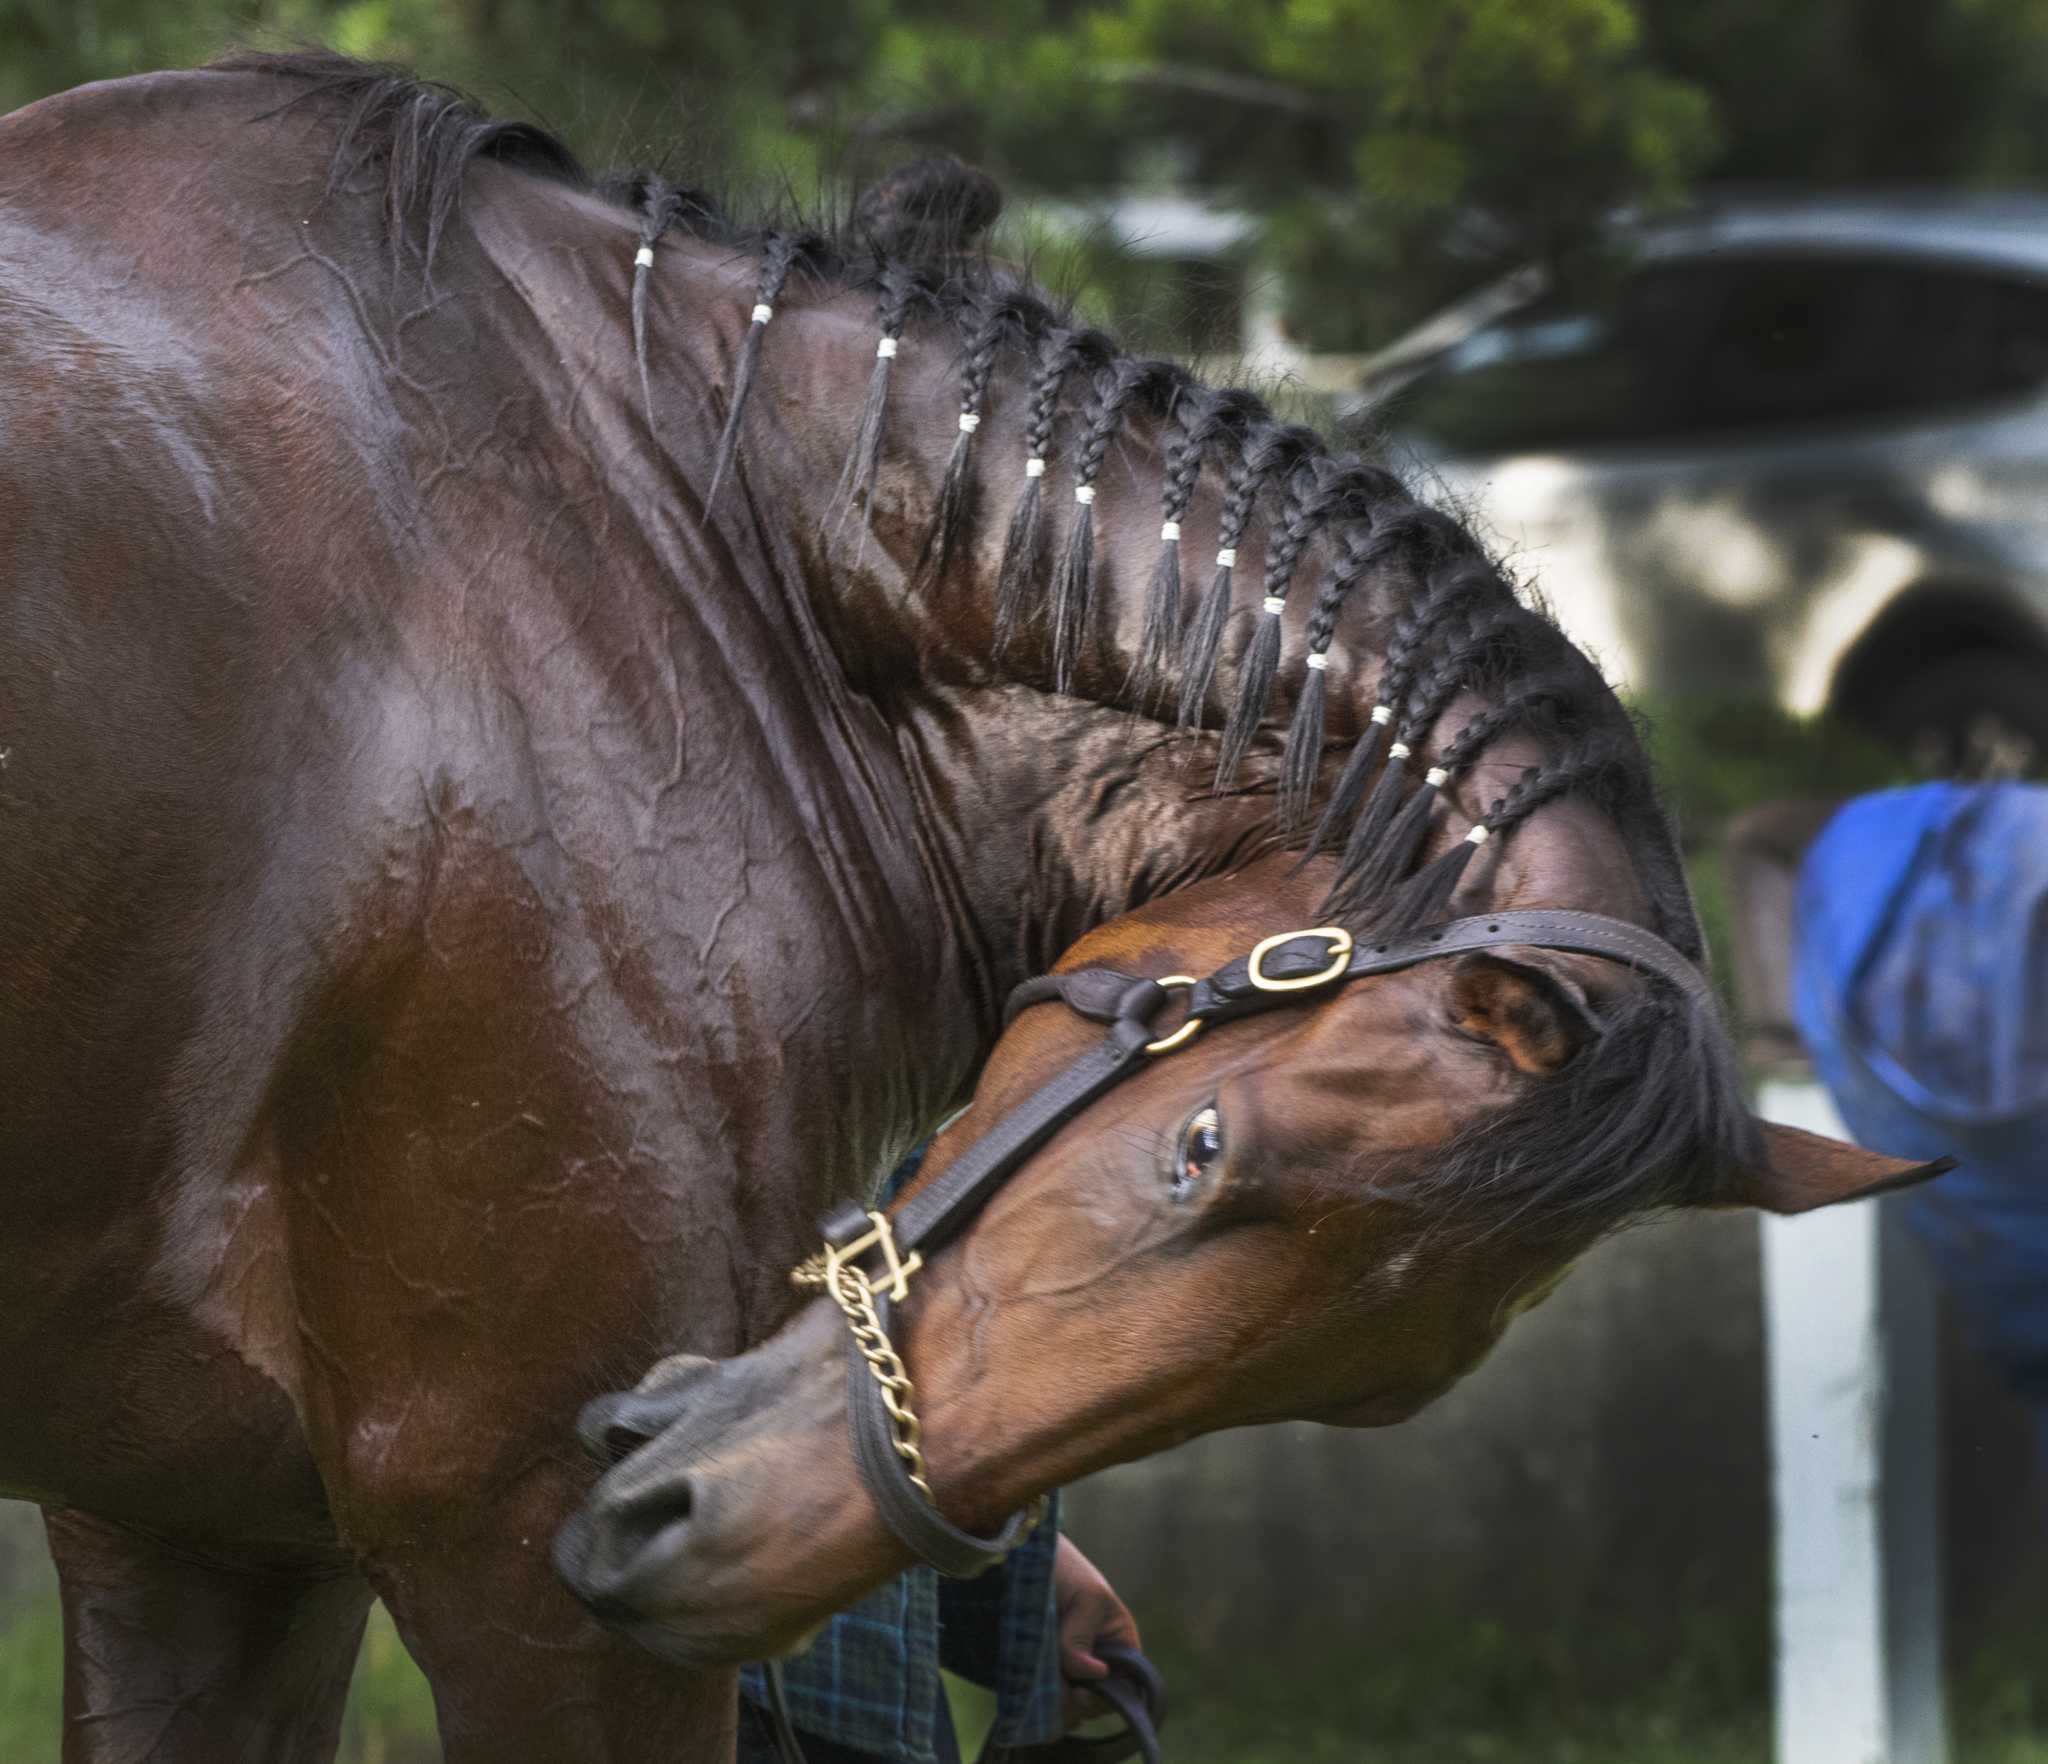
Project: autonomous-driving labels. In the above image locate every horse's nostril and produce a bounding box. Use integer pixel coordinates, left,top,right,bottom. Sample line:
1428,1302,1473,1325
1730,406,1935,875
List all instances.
576,1392,664,1466
556,1476,698,1626
602,1477,695,1564
577,1361,717,1466
603,1411,656,1464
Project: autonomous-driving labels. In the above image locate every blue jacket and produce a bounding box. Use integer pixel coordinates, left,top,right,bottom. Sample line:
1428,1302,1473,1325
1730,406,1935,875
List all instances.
1796,783,2048,1403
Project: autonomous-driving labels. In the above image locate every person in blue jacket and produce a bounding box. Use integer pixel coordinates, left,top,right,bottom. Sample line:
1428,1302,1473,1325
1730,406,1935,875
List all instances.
1790,782,2048,1462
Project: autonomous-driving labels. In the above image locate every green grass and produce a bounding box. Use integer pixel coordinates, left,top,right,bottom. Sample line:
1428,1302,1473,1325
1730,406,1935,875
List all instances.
4,1535,2048,1763
1128,1615,1772,1764
0,1596,437,1764
338,1604,440,1764
0,1596,61,1763
1124,1616,2048,1764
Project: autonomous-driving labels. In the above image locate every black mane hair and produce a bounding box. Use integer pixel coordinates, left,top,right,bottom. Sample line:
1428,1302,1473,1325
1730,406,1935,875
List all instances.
207,49,1765,1229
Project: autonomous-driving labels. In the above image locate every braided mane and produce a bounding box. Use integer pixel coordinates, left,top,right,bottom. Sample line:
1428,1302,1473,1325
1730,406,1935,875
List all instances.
212,49,1693,968
204,48,1764,1240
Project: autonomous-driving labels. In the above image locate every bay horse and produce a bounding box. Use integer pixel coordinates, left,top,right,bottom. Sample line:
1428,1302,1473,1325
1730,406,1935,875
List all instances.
0,51,1941,1764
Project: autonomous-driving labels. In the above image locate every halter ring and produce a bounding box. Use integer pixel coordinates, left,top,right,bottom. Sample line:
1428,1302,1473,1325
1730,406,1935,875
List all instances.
1143,976,1204,1055
1246,926,1355,993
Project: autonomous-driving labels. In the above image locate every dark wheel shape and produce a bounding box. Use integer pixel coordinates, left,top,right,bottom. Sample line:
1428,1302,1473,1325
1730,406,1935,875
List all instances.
1874,651,2048,779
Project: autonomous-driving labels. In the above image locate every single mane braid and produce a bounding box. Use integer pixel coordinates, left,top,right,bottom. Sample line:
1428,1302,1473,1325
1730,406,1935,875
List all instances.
923,295,1016,583
992,326,1102,655
1217,451,1346,790
1047,358,1164,692
1176,412,1292,733
215,48,1694,965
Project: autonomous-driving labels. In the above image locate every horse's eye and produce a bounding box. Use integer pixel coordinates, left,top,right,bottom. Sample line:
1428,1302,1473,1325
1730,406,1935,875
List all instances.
1173,1105,1223,1199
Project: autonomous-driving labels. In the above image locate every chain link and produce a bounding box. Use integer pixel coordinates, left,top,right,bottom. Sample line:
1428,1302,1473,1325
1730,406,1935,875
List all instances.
793,1213,1052,1545
792,1246,936,1502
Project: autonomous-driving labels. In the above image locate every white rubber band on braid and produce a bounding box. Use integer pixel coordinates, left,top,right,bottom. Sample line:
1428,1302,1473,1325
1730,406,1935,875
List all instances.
1024,457,1047,479
1074,485,1097,506
1424,767,1449,788
1388,742,1411,760
1305,652,1330,671
1215,547,1237,569
1261,596,1285,615
1369,704,1393,725
1160,520,1182,543
957,413,981,434
634,245,656,269
1465,824,1491,846
750,303,774,325
876,337,899,359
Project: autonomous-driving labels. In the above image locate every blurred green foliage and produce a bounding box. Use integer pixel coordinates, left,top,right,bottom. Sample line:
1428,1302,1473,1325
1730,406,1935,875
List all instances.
9,1,2048,350
1631,693,1907,838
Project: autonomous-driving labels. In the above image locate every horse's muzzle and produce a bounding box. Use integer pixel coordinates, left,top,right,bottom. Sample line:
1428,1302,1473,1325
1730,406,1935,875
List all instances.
551,1304,895,1664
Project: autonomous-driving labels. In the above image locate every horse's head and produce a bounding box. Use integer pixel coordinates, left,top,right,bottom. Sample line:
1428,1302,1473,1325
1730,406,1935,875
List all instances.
552,849,1942,1666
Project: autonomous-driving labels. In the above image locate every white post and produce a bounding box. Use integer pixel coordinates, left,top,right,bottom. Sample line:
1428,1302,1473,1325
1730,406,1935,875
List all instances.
1758,1077,1946,1764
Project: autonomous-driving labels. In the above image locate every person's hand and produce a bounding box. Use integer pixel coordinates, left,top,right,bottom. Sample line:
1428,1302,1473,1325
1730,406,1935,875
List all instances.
1052,1533,1141,1731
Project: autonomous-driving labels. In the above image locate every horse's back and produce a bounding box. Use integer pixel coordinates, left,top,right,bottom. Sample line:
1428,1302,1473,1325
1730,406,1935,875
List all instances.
0,69,432,1532
2,71,305,1116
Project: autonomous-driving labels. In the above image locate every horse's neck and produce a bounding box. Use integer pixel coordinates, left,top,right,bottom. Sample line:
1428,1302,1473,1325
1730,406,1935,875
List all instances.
552,233,1386,1025
894,686,1287,985
708,317,1392,992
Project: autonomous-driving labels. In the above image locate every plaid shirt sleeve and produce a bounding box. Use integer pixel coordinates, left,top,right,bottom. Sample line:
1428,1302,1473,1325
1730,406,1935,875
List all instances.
738,1499,1063,1764
741,1567,945,1763
937,1492,1065,1749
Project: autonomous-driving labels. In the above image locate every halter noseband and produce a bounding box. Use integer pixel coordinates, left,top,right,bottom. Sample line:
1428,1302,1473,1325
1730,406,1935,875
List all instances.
790,908,1708,1578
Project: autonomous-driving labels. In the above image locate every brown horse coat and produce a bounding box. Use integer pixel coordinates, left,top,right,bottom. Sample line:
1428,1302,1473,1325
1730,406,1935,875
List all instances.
0,56,1938,1763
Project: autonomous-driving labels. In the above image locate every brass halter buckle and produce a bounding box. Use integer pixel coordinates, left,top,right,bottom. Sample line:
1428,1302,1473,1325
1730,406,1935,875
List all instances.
1246,925,1354,993
818,1209,924,1302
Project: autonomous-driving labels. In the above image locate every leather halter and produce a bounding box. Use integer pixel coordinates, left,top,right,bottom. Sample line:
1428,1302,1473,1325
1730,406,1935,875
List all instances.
799,907,1710,1583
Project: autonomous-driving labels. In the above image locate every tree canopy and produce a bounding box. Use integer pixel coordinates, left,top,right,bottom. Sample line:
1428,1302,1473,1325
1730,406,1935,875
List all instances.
6,0,2048,349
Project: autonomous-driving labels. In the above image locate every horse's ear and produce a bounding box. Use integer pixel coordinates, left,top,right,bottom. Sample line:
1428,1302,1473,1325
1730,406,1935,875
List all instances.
1727,1121,1956,1214
1448,953,1602,1076
850,157,1003,259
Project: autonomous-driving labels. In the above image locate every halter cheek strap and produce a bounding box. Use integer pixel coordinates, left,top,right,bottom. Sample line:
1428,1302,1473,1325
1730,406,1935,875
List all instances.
794,908,1708,1583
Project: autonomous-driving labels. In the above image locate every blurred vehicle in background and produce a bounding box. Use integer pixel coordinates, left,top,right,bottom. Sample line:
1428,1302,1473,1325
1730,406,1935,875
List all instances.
1351,194,2048,774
